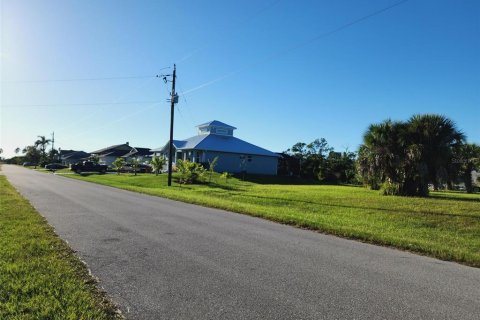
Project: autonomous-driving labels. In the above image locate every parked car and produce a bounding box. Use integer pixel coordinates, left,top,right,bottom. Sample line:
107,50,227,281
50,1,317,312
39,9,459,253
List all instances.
45,163,68,170
120,164,153,173
23,162,35,166
70,161,108,174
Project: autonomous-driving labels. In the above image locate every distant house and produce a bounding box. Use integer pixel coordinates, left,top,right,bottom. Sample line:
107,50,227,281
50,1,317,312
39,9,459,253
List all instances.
121,147,153,163
151,120,279,175
91,143,152,166
60,150,90,166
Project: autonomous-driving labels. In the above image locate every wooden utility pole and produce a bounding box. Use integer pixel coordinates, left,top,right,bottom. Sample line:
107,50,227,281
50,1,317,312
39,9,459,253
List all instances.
167,64,177,186
51,132,55,161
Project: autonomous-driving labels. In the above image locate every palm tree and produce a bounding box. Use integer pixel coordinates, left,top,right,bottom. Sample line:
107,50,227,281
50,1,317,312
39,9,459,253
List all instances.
361,120,409,189
35,135,52,165
15,147,21,155
358,115,464,197
130,158,140,176
150,156,166,176
407,114,465,190
455,143,480,193
112,157,126,175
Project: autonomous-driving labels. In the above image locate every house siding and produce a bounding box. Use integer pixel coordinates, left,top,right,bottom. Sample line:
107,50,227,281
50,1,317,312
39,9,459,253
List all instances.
204,151,278,175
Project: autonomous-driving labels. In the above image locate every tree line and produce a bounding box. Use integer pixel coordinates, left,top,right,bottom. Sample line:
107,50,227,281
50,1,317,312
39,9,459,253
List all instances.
283,114,479,195
3,135,58,167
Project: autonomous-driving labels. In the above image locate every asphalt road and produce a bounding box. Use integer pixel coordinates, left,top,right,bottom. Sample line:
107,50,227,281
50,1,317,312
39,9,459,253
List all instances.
3,165,480,319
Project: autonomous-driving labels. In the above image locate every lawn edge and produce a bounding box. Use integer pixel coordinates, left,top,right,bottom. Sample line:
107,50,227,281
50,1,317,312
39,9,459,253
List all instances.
0,173,124,319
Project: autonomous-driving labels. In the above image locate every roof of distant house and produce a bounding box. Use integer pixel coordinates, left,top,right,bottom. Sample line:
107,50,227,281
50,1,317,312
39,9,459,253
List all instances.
62,151,90,159
122,147,153,158
91,143,132,155
59,149,76,156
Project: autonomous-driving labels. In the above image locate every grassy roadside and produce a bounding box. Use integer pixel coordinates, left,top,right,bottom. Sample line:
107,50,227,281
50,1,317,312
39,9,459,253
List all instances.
66,172,480,267
0,175,120,319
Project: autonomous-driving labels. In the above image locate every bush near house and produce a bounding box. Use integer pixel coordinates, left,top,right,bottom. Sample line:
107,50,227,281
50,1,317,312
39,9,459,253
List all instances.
176,159,206,184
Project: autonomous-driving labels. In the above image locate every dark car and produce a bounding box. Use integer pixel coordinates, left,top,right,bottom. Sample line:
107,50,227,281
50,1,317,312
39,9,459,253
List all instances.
23,162,35,166
70,161,108,174
45,163,68,170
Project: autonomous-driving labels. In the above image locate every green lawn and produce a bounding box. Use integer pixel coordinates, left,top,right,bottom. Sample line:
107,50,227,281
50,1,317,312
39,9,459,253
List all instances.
67,172,480,267
0,175,119,319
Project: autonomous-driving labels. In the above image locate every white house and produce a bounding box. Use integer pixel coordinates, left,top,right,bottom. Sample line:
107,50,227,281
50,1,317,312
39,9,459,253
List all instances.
151,120,279,175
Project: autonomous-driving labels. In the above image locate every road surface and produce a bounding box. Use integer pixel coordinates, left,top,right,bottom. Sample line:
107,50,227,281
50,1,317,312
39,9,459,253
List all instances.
3,165,479,319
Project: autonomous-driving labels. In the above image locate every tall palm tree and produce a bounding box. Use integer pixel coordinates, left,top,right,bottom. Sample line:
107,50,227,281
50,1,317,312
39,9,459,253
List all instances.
362,120,408,187
35,135,52,164
407,114,465,190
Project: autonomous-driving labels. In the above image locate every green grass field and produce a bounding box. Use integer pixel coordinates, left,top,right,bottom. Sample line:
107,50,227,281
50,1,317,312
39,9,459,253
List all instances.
0,175,119,319
66,172,480,267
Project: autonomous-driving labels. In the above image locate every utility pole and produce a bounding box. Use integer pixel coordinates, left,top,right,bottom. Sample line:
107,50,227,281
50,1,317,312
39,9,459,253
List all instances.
51,132,55,161
167,64,177,186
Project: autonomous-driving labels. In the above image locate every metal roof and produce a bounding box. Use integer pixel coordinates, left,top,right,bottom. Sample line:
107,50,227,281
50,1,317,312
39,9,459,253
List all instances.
196,120,237,130
151,134,278,157
91,143,131,154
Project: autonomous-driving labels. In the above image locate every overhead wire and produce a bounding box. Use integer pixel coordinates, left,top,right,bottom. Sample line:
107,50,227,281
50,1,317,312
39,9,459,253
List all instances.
1,101,161,108
1,67,170,83
59,101,163,143
55,76,157,133
176,0,284,64
182,0,410,96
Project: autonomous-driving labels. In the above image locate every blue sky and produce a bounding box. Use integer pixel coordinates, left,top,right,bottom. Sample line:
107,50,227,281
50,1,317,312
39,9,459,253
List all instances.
1,0,479,158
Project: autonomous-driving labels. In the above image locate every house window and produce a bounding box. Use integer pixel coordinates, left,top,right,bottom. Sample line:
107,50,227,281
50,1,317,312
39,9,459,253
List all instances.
247,155,252,162
216,128,227,135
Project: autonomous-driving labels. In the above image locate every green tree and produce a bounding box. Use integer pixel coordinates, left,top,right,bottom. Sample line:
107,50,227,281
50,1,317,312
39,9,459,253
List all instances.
112,157,126,175
407,114,465,190
150,156,166,176
130,157,140,176
22,146,41,168
455,143,480,193
358,114,466,196
35,135,52,165
287,138,338,180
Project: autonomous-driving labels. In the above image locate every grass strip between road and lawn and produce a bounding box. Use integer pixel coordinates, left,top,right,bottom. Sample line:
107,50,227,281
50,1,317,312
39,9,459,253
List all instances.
0,175,120,319
65,172,480,268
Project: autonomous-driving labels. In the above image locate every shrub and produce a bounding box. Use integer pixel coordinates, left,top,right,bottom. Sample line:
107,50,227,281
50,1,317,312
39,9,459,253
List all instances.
220,172,232,184
380,180,401,196
176,160,206,184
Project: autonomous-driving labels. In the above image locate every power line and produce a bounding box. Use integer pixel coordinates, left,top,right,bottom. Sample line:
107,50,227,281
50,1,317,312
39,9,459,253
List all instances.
1,100,161,108
55,76,157,133
58,101,162,143
1,75,154,83
1,67,170,83
176,0,283,64
183,0,410,96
